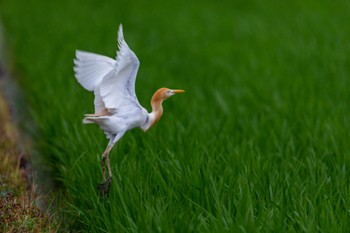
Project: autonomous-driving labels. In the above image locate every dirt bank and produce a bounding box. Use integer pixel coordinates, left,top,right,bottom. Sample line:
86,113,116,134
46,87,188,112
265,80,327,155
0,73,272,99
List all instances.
0,22,56,232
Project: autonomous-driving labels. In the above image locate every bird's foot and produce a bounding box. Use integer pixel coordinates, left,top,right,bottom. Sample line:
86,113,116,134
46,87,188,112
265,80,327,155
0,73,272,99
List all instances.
97,176,112,198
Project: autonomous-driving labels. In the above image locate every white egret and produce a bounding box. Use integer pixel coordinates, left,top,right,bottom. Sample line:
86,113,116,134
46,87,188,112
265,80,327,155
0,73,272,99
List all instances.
73,24,185,197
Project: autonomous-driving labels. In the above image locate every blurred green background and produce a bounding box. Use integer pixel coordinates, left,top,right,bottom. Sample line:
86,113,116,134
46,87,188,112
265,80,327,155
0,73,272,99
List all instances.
1,0,350,232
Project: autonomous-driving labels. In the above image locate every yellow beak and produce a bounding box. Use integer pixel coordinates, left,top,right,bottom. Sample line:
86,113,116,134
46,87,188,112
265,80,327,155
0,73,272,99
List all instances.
173,89,185,93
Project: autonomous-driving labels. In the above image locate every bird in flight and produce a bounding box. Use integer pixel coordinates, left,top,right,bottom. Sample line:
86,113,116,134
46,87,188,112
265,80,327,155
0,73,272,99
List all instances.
73,25,185,197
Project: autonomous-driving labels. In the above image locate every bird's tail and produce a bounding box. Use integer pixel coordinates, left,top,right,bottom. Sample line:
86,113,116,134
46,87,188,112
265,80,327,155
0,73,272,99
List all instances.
83,109,111,124
82,115,110,125
83,117,95,124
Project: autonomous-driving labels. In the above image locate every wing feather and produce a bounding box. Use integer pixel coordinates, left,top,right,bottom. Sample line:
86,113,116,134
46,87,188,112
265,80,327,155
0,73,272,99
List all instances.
74,24,142,115
74,51,116,113
74,50,116,91
99,24,142,112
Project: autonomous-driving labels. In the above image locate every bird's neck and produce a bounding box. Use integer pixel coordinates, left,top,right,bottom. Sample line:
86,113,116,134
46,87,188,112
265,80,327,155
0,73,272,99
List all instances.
143,93,164,131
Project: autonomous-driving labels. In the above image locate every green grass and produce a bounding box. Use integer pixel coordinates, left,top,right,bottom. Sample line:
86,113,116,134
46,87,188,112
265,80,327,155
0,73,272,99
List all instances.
1,0,350,232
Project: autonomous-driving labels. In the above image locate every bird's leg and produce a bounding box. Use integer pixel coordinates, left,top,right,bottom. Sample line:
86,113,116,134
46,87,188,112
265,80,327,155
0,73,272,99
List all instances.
103,145,113,182
102,154,106,181
97,131,125,198
101,143,113,182
98,146,113,198
101,148,110,181
106,151,113,179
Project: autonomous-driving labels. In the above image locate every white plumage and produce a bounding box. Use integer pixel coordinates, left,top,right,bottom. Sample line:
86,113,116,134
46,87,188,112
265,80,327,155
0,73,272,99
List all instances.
74,25,148,140
73,24,185,197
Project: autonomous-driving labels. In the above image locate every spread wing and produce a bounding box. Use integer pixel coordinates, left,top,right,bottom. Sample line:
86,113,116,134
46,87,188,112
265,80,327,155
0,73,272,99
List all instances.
99,24,142,113
74,51,115,92
74,24,142,114
74,51,115,113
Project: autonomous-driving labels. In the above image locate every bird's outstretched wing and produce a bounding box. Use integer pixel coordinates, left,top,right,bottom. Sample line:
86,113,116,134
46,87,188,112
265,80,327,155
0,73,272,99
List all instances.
74,24,142,114
74,51,116,113
99,24,141,113
74,51,116,92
